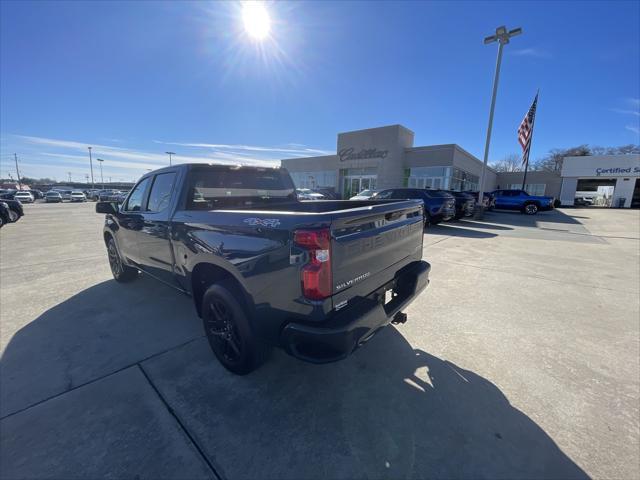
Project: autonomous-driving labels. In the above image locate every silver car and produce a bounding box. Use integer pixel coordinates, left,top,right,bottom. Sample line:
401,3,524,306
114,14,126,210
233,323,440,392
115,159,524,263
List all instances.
14,191,34,203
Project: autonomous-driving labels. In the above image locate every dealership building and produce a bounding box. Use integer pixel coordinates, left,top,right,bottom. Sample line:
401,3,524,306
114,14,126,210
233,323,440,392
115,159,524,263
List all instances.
281,124,639,208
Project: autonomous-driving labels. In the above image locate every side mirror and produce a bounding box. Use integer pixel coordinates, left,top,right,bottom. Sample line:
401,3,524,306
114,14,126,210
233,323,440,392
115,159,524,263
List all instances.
96,201,118,215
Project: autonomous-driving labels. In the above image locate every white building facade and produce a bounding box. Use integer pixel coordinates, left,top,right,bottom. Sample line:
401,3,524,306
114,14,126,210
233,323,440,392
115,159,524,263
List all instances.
559,154,640,208
282,125,497,199
281,124,639,208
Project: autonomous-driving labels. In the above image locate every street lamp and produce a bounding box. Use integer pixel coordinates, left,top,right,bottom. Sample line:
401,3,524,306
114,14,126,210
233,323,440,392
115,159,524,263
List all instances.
165,151,175,166
88,146,95,189
476,25,522,217
97,158,105,189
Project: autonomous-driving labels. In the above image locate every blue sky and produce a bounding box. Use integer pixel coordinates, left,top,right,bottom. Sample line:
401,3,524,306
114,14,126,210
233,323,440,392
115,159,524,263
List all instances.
1,0,639,182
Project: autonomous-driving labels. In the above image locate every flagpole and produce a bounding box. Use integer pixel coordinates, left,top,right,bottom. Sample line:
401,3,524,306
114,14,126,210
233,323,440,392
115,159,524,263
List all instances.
521,90,539,191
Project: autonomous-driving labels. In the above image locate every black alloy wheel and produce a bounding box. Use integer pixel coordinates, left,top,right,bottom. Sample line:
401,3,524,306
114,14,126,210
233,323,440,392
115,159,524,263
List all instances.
107,237,138,282
202,281,270,374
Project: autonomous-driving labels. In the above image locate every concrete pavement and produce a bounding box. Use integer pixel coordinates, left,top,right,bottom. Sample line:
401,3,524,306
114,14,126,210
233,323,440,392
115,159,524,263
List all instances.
0,202,638,479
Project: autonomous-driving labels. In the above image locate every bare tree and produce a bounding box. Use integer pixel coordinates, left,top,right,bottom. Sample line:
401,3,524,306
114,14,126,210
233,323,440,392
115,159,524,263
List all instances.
490,154,523,172
532,145,591,172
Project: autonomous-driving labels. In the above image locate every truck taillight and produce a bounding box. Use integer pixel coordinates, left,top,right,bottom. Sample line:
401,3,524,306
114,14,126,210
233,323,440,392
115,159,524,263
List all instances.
294,228,332,300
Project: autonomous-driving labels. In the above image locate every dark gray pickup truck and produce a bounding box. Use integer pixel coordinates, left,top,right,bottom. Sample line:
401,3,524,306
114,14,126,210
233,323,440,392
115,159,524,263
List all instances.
97,164,430,374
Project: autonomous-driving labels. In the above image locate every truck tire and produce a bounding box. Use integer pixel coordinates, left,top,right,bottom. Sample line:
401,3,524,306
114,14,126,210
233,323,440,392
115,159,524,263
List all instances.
106,237,138,282
523,203,539,215
202,280,270,375
424,212,431,228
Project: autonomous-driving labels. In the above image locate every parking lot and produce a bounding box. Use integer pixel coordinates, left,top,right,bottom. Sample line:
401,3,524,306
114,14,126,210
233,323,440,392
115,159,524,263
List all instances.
1,202,638,479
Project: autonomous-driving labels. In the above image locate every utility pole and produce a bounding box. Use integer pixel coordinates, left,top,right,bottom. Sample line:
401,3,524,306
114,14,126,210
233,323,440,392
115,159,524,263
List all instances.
14,153,22,189
476,25,522,219
88,146,95,189
97,158,105,189
165,151,175,166
68,172,72,183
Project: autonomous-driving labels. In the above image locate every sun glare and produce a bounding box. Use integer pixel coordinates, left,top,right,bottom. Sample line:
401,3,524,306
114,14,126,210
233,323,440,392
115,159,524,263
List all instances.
242,1,271,41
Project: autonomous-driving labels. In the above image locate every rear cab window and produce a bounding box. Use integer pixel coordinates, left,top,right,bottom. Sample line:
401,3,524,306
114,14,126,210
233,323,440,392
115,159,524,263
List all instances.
185,166,295,210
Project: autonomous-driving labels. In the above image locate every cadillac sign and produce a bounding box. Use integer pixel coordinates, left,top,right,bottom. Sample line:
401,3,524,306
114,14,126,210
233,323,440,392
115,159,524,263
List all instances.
338,147,388,162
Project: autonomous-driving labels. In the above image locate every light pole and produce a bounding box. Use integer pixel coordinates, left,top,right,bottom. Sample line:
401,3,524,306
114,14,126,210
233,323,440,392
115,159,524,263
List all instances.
14,153,22,190
165,151,175,166
88,147,95,190
97,158,105,189
476,25,522,218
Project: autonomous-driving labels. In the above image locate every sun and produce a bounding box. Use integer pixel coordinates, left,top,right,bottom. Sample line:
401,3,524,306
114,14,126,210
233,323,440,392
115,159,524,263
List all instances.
242,1,271,41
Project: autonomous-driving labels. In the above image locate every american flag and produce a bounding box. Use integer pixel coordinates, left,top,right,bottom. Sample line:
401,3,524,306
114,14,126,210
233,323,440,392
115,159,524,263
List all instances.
518,93,538,166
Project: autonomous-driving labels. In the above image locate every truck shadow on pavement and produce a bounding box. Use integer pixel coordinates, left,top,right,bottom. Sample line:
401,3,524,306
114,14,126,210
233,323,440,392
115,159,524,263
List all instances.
1,279,588,479
142,327,590,479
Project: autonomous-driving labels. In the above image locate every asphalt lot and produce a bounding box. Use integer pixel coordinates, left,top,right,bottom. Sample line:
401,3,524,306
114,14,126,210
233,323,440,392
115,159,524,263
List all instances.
1,202,638,479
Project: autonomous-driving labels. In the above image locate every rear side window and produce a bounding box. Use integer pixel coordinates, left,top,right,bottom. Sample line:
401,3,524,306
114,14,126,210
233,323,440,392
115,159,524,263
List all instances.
147,173,176,212
124,177,151,212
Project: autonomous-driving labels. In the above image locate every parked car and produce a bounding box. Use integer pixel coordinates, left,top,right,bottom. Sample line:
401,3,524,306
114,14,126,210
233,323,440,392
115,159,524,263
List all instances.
70,191,87,202
0,190,16,200
0,199,24,222
296,188,325,200
13,191,34,203
86,189,101,201
445,190,476,219
54,190,73,201
349,189,379,200
28,189,44,200
113,191,128,203
0,202,10,227
463,191,494,210
45,191,63,203
373,188,456,226
491,189,555,215
574,195,594,206
98,190,122,201
96,164,429,374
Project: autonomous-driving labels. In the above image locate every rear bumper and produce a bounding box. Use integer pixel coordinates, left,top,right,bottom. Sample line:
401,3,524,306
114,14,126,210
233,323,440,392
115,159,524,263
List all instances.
280,260,430,363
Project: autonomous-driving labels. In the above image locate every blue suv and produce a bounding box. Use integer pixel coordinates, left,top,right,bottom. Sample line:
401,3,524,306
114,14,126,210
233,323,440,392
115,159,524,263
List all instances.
492,189,555,215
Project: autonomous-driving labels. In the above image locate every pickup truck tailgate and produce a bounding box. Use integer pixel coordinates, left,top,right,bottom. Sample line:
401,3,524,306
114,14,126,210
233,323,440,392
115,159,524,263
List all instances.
330,200,424,302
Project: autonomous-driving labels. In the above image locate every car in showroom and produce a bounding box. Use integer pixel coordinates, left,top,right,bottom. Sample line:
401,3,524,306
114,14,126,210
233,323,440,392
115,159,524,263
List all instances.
349,189,379,200
296,188,325,200
13,191,34,203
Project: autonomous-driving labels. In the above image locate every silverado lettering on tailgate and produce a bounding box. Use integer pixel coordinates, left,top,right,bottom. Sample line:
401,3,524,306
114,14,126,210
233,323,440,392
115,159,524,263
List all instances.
336,272,371,291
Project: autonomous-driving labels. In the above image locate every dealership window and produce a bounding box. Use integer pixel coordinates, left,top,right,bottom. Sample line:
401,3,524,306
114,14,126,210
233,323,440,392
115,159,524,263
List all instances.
288,170,337,189
509,183,546,196
409,166,478,191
